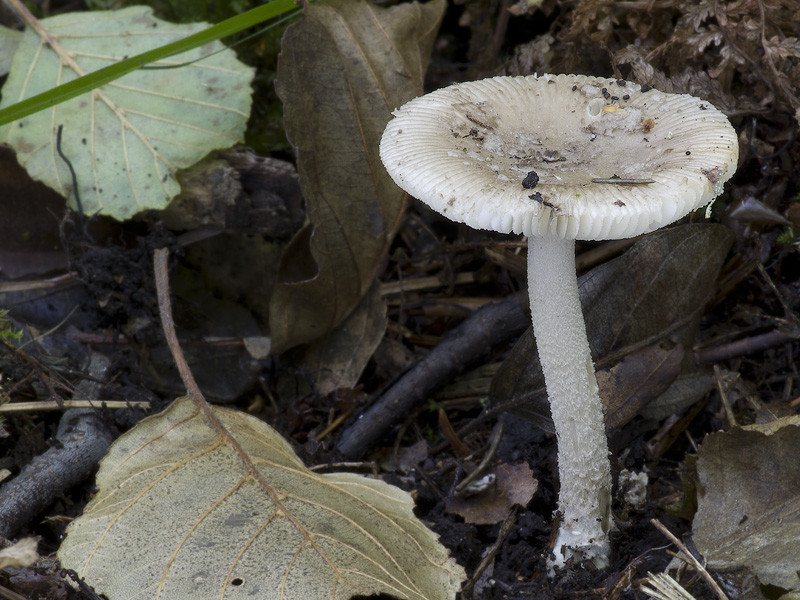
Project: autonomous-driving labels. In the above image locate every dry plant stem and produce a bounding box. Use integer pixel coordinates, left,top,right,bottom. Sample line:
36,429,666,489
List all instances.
0,400,150,412
574,237,639,272
438,408,471,459
492,0,513,55
154,249,204,403
0,582,29,600
314,408,352,442
713,365,738,428
694,330,794,364
153,249,327,554
4,0,58,48
337,292,529,459
0,273,75,293
640,572,697,600
528,236,611,570
455,421,503,496
650,519,729,600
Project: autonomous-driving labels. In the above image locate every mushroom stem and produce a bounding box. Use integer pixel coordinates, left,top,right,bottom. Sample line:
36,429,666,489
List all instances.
527,234,612,570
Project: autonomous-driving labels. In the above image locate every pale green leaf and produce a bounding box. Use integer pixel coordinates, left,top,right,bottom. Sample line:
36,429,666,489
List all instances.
58,396,465,600
0,7,254,220
0,25,22,77
0,1,295,127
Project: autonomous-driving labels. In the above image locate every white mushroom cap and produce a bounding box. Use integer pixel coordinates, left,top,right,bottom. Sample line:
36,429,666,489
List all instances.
380,74,739,241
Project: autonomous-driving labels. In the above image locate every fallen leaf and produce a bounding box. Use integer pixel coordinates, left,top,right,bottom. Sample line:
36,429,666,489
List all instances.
664,454,699,521
727,195,792,227
0,25,22,77
302,282,388,395
597,343,684,432
394,440,429,474
640,369,715,422
0,6,253,220
58,396,465,600
693,417,800,591
445,463,538,525
582,224,733,360
0,537,38,569
269,0,446,353
492,224,733,429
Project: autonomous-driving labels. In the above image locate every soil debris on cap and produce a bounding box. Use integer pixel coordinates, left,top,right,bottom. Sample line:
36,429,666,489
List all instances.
522,171,539,189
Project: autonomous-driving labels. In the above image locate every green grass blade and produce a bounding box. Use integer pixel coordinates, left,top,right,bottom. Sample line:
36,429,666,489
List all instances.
0,0,297,126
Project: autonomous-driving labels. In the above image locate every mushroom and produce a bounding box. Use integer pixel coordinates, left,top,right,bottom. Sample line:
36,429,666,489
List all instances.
379,74,738,570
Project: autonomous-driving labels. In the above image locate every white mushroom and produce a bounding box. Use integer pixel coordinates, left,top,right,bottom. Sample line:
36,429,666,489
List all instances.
379,74,738,570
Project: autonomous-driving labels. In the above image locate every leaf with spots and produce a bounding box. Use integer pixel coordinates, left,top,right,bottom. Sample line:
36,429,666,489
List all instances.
57,396,465,600
0,6,253,220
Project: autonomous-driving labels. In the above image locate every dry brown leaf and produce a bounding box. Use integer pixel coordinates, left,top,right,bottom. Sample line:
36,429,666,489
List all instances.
302,282,387,396
269,0,446,354
693,417,800,591
598,344,684,432
445,463,537,525
0,538,38,569
57,396,465,600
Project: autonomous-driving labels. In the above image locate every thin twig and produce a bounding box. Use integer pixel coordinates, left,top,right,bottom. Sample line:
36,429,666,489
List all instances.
757,262,800,328
694,330,796,364
713,365,738,428
0,582,29,600
650,519,729,600
461,507,518,600
492,0,513,55
455,420,504,496
337,293,529,458
438,408,471,459
0,400,150,413
0,273,75,293
16,304,80,352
